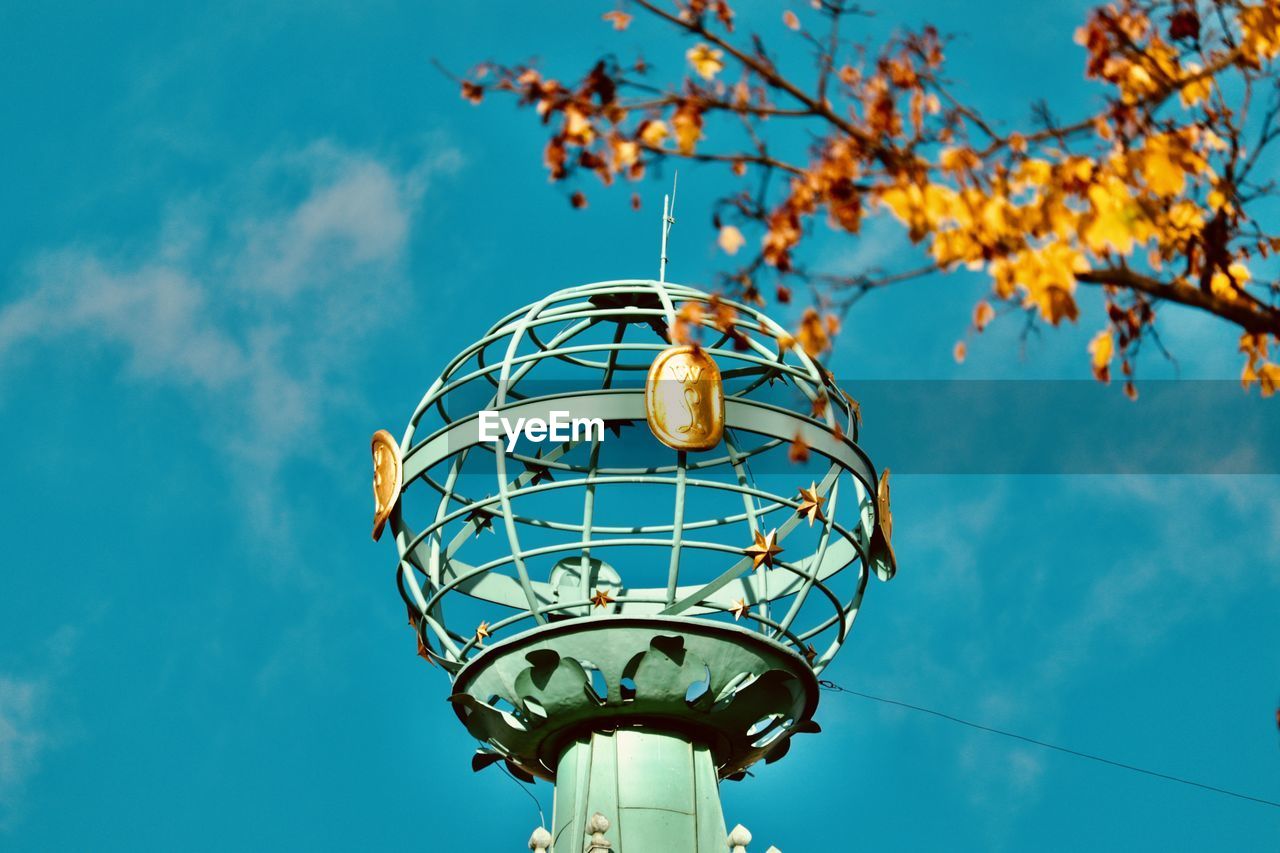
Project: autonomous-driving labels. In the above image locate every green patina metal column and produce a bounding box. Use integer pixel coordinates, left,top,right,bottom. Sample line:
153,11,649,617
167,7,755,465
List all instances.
552,729,726,852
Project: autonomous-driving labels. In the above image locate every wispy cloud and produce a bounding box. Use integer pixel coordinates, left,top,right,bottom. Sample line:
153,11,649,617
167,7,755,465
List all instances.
0,140,460,534
0,676,46,829
0,628,78,830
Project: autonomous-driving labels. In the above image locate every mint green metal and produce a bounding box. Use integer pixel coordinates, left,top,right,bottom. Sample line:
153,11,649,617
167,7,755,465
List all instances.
380,280,897,849
450,616,818,781
553,729,726,853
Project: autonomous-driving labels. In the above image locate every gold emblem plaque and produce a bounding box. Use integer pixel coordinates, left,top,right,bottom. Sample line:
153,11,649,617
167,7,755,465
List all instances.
645,345,725,451
371,429,403,541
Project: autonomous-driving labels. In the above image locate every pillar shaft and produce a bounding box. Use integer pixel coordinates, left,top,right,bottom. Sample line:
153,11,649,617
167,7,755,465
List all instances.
551,728,727,853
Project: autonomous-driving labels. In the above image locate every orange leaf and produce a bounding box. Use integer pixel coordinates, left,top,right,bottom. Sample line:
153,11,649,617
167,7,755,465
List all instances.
602,10,632,30
672,103,704,155
783,10,800,30
797,308,831,357
953,341,967,363
973,300,995,332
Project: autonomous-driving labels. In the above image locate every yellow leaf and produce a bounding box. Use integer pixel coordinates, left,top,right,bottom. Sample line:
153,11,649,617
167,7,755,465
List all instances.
1088,329,1114,382
718,225,746,255
686,43,724,80
1260,363,1280,397
1179,63,1211,107
1015,158,1053,188
1240,3,1280,63
639,120,669,148
939,147,979,173
1210,262,1250,301
1083,177,1137,255
1137,133,1210,198
612,138,639,169
564,106,595,145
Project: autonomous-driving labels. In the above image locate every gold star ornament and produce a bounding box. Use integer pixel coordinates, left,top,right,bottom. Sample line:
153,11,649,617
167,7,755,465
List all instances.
590,588,615,609
743,528,784,570
867,468,897,581
795,482,826,526
474,621,492,643
729,598,750,621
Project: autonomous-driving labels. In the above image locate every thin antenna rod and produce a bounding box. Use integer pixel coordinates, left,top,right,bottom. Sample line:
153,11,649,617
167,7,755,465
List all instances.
658,172,678,283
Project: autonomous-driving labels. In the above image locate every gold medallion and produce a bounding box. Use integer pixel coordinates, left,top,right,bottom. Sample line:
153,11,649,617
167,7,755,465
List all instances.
371,429,403,541
868,467,897,580
645,345,725,451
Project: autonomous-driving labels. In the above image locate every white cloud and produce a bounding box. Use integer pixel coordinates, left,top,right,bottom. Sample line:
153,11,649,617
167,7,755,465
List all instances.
0,627,77,830
0,140,460,531
0,676,45,829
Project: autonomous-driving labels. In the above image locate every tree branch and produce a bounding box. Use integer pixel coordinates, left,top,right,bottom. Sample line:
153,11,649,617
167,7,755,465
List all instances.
1076,267,1280,335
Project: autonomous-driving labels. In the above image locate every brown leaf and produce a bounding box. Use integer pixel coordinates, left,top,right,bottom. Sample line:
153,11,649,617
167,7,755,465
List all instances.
461,81,484,104
973,300,995,332
570,191,588,209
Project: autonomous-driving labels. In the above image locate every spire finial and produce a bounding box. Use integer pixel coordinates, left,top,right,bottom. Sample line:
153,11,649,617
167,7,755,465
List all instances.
659,172,679,282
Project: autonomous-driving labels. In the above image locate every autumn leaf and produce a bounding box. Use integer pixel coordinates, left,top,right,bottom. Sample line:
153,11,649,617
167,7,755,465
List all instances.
1210,262,1250,302
570,191,588,209
718,225,746,255
1089,329,1114,383
797,307,831,357
638,119,669,148
953,340,967,363
603,10,632,30
1179,63,1211,107
973,300,995,332
461,0,1280,393
686,43,725,80
672,102,704,155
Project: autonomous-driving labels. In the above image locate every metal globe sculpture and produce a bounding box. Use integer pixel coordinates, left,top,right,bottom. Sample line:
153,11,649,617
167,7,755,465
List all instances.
373,278,895,851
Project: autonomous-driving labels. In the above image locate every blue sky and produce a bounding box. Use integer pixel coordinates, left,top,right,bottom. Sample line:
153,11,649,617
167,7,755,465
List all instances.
1,1,1278,850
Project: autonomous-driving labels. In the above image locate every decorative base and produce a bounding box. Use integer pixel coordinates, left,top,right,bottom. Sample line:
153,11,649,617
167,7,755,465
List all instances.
449,616,821,782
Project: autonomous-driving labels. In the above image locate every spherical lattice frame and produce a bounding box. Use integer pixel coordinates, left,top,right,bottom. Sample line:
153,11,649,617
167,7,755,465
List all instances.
388,279,894,688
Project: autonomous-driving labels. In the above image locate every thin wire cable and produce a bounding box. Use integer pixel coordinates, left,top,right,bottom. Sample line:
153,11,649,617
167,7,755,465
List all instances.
818,680,1280,809
494,758,547,827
